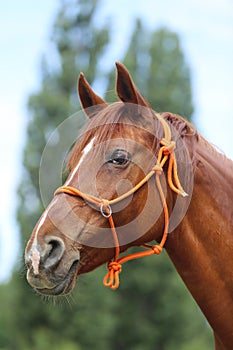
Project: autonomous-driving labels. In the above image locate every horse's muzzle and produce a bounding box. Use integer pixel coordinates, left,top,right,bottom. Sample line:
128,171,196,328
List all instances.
25,236,80,295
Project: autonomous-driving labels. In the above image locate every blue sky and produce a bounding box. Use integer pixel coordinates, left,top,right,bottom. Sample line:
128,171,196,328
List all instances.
0,0,233,281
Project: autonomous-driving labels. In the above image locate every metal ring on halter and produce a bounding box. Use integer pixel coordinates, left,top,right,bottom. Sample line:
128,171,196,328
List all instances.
100,203,112,218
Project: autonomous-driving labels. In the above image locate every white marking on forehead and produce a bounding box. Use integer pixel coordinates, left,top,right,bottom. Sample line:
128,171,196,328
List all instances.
65,136,96,185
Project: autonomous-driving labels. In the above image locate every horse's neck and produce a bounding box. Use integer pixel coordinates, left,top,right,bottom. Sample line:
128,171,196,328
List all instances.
165,138,233,348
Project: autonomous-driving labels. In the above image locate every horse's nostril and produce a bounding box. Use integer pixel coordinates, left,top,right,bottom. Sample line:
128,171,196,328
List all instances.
44,237,65,269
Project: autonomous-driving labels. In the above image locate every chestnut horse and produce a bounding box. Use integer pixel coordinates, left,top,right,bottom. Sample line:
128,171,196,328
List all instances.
25,63,233,349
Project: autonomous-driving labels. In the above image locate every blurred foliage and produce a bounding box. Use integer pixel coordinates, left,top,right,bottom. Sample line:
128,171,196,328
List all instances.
0,0,213,349
106,20,193,119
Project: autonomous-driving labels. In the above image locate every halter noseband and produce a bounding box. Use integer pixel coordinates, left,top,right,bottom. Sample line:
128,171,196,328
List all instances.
54,113,187,290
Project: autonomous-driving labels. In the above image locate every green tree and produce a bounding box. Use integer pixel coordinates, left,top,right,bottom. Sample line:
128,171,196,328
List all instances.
0,3,213,350
107,20,193,119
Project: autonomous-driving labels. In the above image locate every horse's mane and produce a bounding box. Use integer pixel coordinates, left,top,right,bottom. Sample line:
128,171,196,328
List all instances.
197,133,233,169
161,112,197,138
162,112,233,167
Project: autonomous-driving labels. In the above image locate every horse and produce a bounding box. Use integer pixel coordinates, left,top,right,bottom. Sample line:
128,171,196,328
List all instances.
25,62,233,349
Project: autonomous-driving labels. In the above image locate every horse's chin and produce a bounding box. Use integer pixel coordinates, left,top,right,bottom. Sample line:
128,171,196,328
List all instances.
28,260,79,296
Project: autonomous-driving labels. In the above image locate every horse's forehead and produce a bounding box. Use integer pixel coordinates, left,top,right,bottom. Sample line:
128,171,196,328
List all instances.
92,133,150,153
89,122,152,146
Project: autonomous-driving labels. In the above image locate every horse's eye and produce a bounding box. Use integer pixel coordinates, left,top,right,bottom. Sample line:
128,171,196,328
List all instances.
108,149,131,166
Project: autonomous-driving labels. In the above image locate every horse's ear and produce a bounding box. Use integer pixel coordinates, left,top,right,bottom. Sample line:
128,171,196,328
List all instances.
78,73,107,118
115,62,150,107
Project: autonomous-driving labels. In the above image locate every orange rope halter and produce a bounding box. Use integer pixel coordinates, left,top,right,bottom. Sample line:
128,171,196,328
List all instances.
54,113,187,290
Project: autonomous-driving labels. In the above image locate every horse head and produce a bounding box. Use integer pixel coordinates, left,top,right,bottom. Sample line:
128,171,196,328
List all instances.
25,62,190,295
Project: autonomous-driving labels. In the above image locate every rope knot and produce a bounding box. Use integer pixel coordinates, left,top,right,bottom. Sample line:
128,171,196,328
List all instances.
108,261,122,273
151,245,163,255
103,261,122,290
152,164,163,175
160,139,176,155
